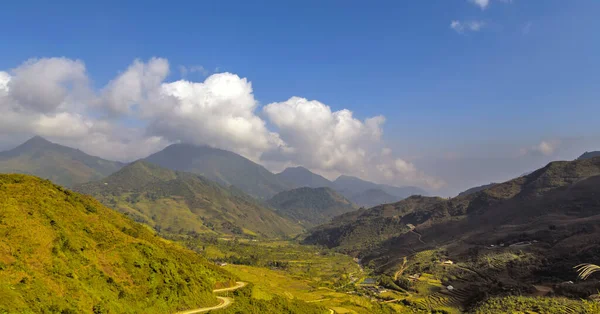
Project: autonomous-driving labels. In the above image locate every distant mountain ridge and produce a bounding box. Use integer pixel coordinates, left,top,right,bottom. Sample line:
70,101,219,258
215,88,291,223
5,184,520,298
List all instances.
457,182,497,197
0,136,123,187
275,166,428,208
144,143,291,199
332,175,427,207
267,187,357,228
75,160,303,238
276,166,334,189
578,151,600,160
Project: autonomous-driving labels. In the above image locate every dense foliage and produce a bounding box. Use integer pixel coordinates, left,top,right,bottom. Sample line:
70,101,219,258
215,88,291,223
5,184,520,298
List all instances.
0,174,236,313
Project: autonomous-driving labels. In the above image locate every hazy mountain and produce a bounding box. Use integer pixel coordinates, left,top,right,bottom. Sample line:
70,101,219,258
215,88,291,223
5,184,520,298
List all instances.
332,175,427,207
267,187,357,228
0,174,235,313
276,166,334,189
457,182,497,197
305,157,600,273
0,136,123,187
144,143,290,199
578,151,600,160
346,188,399,208
74,160,302,238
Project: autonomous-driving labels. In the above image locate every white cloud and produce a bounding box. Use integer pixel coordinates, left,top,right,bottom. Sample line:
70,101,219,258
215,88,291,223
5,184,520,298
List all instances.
147,72,285,160
469,0,490,10
5,58,88,113
451,20,486,33
263,97,444,189
0,57,445,189
100,57,169,116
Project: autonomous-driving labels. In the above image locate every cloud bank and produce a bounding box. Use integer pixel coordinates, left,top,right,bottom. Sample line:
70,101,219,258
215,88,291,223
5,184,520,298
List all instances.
0,57,444,190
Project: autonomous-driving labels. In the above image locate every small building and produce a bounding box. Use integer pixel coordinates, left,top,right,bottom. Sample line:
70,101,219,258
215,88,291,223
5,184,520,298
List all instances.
216,262,228,266
443,260,454,265
447,285,454,291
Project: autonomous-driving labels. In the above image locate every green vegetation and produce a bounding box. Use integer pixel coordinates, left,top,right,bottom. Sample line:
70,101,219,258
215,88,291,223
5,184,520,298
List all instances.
211,283,327,314
144,143,291,199
172,236,404,313
0,136,123,187
0,174,236,313
267,187,357,228
74,161,303,238
472,296,600,313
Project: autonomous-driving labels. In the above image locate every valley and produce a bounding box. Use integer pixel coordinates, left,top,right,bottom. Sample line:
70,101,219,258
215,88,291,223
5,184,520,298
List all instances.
1,137,600,313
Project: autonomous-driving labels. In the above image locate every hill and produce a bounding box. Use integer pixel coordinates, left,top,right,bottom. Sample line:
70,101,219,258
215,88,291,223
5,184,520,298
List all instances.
346,188,399,208
266,187,357,228
304,157,600,309
578,151,600,160
276,166,334,189
458,182,497,197
0,136,123,187
0,174,236,313
332,175,427,207
144,143,290,199
306,156,600,254
74,161,303,238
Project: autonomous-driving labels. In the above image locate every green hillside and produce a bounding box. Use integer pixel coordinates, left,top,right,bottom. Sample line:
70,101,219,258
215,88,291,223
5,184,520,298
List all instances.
74,161,303,238
0,174,236,314
144,143,291,199
267,187,357,228
0,136,123,187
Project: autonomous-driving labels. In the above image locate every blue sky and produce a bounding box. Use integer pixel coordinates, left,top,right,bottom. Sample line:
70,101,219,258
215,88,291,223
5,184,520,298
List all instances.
1,0,599,195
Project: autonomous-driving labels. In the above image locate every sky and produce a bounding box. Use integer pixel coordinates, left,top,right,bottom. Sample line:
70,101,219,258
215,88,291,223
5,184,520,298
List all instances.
0,0,599,196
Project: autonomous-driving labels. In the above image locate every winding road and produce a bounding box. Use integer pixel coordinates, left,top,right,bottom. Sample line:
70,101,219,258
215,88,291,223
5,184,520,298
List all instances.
175,281,246,314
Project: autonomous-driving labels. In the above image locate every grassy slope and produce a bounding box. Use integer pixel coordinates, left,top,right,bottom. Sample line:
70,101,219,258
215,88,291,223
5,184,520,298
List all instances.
267,187,357,228
0,174,236,314
0,137,123,187
74,161,303,238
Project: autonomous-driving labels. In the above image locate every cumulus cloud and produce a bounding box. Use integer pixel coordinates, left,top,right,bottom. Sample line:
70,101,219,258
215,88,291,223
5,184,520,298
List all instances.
0,56,445,189
147,73,285,160
263,97,445,189
100,57,169,116
451,20,485,33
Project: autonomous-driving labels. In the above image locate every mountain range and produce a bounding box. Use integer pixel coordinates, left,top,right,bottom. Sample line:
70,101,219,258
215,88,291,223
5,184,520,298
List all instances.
276,166,428,207
0,173,235,313
74,160,303,238
305,156,600,274
0,136,430,214
0,136,123,187
266,187,357,228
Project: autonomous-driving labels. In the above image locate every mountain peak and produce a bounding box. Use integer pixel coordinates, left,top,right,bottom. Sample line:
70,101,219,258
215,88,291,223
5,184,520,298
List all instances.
20,135,53,148
276,166,333,189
